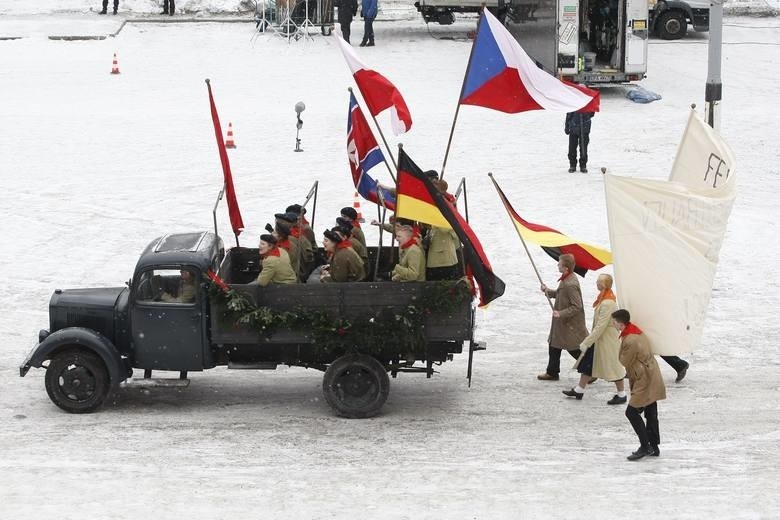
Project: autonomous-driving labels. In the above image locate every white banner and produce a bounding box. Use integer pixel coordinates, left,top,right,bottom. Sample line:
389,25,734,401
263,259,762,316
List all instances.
604,110,736,355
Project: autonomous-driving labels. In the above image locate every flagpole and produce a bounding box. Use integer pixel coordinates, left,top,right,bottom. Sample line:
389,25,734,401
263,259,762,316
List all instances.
488,173,554,310
349,87,397,184
440,9,484,180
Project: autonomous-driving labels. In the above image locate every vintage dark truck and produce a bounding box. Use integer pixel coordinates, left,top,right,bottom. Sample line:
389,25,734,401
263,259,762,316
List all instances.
20,231,483,418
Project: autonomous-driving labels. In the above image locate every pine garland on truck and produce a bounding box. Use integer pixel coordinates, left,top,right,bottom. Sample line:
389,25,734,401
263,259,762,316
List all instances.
205,271,472,356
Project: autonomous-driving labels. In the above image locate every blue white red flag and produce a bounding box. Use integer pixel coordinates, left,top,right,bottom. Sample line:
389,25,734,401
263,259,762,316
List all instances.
337,36,413,135
347,93,397,210
460,10,599,113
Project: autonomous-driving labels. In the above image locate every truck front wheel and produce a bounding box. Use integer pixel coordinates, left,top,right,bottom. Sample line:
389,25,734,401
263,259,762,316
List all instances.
45,349,110,413
323,353,389,418
657,10,687,40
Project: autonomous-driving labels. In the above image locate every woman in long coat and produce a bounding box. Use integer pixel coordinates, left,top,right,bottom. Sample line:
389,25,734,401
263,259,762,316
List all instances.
564,274,627,403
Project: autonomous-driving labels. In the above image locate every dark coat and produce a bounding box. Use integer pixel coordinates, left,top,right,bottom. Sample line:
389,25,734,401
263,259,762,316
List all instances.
565,112,594,136
337,0,358,23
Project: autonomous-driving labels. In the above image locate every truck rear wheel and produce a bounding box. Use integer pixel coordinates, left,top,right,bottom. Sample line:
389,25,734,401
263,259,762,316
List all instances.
45,349,110,413
657,10,687,40
323,353,389,418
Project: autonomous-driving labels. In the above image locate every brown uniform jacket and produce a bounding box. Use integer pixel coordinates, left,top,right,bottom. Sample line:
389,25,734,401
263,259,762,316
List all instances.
256,249,298,287
351,226,367,248
426,226,459,268
619,328,667,407
545,273,588,350
322,245,365,282
392,243,426,282
350,237,368,266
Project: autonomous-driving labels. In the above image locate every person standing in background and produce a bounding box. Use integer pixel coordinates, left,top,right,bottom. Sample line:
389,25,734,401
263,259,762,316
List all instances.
336,0,359,44
99,0,118,15
359,0,378,47
565,110,594,173
161,0,175,15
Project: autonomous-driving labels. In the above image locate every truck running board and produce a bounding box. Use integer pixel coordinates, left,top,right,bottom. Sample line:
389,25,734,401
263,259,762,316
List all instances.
122,378,190,388
228,361,279,370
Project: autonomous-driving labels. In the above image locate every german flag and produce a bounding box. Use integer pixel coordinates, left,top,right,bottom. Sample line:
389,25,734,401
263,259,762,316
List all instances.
396,148,505,307
490,174,612,276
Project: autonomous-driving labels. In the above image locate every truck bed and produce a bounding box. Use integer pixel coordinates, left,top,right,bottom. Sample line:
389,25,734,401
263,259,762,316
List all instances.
210,248,473,345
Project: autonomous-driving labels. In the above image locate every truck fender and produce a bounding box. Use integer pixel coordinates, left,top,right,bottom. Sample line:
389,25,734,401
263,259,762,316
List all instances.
20,327,128,388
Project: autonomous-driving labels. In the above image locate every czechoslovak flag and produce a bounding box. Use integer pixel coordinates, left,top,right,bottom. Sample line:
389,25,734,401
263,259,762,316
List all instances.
460,9,599,113
335,35,413,135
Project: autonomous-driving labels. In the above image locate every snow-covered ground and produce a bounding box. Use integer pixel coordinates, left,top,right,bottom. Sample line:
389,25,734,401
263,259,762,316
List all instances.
1,8,779,519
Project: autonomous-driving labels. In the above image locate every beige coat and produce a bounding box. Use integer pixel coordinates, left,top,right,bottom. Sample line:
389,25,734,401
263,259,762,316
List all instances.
349,237,368,267
574,299,625,381
392,243,426,282
256,249,298,287
426,226,459,268
619,331,667,408
545,274,588,350
322,245,366,282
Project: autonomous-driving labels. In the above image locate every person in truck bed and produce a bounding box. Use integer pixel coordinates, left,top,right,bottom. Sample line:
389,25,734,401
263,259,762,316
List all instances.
255,234,298,287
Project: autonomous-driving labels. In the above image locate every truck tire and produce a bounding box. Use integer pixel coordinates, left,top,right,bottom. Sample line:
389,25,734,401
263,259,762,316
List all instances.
44,349,110,414
657,10,687,40
322,353,389,418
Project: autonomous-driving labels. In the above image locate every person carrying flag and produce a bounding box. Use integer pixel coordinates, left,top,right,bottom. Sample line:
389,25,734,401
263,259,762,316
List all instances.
538,253,588,381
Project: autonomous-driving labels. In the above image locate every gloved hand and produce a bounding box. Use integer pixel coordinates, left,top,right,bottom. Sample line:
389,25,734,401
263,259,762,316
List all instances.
265,223,273,233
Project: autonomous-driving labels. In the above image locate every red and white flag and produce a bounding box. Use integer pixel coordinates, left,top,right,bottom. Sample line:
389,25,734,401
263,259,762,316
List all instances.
335,36,413,135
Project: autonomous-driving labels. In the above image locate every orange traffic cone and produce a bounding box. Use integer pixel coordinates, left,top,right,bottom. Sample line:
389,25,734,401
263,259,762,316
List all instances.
353,191,364,223
225,122,236,149
110,52,120,75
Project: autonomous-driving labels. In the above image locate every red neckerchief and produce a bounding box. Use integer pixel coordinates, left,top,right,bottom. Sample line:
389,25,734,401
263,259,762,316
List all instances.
619,322,643,338
412,225,421,239
400,237,417,250
277,239,291,251
444,193,456,204
351,219,361,229
262,247,281,259
290,226,302,238
336,241,352,250
593,288,617,308
557,271,572,282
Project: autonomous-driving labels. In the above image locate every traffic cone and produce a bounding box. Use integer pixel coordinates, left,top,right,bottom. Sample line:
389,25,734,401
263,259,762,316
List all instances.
353,191,364,223
110,52,120,75
225,122,236,149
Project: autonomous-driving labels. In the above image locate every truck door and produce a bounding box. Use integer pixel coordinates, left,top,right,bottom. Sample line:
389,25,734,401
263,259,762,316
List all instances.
504,0,560,73
623,0,648,75
130,267,205,371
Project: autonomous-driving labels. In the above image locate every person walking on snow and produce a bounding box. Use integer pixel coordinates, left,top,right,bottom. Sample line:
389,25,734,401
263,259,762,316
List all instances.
359,0,378,47
612,309,667,461
161,0,175,15
565,110,594,173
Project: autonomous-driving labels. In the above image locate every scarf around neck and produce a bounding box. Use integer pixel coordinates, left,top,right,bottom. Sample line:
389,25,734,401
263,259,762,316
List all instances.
593,288,616,308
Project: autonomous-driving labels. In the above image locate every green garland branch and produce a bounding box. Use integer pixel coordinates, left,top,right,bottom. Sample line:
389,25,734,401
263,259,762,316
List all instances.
205,276,472,356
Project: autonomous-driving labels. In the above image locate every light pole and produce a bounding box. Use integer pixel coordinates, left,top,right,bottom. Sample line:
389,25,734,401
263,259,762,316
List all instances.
705,0,723,130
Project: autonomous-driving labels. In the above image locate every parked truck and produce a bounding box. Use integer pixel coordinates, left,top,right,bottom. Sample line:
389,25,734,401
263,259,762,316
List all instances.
648,0,710,40
20,232,483,418
416,0,648,84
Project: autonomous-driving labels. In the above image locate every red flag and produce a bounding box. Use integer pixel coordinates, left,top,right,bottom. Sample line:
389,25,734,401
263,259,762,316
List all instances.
206,80,244,236
335,36,412,135
206,268,230,293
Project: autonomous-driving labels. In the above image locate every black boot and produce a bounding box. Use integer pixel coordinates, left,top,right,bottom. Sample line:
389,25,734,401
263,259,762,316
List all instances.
359,40,367,47
627,445,652,461
366,40,375,46
99,8,107,14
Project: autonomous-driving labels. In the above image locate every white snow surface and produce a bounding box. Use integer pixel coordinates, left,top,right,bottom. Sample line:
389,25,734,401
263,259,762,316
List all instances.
1,10,780,520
